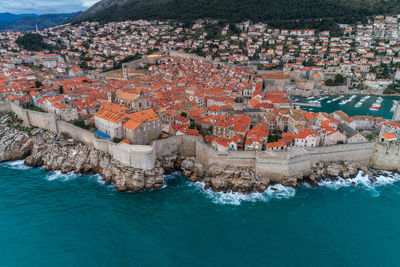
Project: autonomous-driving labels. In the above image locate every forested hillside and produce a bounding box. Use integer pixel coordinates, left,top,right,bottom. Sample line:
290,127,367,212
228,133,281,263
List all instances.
73,0,400,26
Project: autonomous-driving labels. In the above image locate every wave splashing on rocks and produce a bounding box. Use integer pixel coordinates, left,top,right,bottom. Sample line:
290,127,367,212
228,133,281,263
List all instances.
191,181,296,205
3,160,32,170
46,170,79,181
318,171,400,196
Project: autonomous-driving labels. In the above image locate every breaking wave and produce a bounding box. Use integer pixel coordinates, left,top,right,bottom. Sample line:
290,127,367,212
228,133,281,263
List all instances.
318,171,400,196
46,171,109,187
190,182,296,205
93,174,105,185
2,160,32,170
46,170,79,181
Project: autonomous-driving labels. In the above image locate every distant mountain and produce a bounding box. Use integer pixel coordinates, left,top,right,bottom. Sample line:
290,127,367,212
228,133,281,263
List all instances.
0,13,38,25
0,12,82,32
72,0,400,26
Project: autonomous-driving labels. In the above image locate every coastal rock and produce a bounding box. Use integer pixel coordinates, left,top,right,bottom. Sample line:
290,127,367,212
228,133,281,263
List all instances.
326,164,341,177
176,158,271,193
0,113,165,193
308,160,372,184
282,177,297,188
181,158,194,177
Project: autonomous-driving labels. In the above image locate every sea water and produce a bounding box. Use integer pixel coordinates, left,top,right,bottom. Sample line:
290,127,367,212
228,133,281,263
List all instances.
295,95,400,119
1,161,400,266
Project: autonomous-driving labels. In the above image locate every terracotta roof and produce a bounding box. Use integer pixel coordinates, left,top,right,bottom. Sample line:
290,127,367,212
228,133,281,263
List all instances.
381,132,397,140
94,109,126,124
128,109,159,122
123,119,142,130
267,141,286,148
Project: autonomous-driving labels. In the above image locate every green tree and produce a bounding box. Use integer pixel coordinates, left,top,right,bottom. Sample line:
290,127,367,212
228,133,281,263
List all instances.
325,79,334,86
72,120,89,129
334,74,345,85
35,81,43,88
16,33,50,51
113,137,122,143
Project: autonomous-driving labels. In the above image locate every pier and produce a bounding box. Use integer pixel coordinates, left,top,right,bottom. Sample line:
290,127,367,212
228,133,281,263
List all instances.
293,102,322,108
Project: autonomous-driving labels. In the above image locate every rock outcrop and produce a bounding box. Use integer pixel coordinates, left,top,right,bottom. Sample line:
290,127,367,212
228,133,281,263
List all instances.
160,155,377,192
0,113,164,192
159,156,271,193
306,161,373,186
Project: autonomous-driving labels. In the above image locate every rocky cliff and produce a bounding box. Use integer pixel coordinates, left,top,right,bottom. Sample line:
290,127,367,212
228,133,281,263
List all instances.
0,113,164,192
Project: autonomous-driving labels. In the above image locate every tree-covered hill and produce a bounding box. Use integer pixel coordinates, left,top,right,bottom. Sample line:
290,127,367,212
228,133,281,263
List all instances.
72,0,400,25
15,33,54,51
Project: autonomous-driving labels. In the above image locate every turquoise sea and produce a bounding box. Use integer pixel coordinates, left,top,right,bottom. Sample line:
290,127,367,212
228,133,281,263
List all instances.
293,94,400,119
1,160,400,266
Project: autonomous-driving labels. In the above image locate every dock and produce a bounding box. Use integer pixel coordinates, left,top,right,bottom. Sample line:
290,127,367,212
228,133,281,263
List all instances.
293,102,322,108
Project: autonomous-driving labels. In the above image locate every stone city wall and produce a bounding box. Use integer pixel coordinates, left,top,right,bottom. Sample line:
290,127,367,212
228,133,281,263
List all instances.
306,142,374,166
193,140,377,182
6,102,156,170
3,101,398,181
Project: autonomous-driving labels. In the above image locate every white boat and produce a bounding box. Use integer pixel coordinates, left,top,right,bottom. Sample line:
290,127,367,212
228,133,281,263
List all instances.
339,95,356,105
330,95,344,103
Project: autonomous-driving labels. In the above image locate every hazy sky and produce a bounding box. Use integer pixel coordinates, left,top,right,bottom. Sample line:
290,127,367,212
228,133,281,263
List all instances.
0,0,100,14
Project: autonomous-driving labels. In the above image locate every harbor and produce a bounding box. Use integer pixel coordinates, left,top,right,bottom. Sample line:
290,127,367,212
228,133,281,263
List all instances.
292,95,400,119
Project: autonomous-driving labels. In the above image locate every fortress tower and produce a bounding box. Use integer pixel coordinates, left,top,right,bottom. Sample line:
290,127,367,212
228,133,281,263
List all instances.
393,101,400,121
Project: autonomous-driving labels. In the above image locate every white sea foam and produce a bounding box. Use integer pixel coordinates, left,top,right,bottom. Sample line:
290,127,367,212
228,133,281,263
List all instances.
317,171,400,195
3,160,31,170
46,170,78,181
191,182,296,205
93,173,105,185
266,184,296,199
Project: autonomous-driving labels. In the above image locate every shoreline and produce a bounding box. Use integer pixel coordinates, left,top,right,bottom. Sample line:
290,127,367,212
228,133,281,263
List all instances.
2,157,399,202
